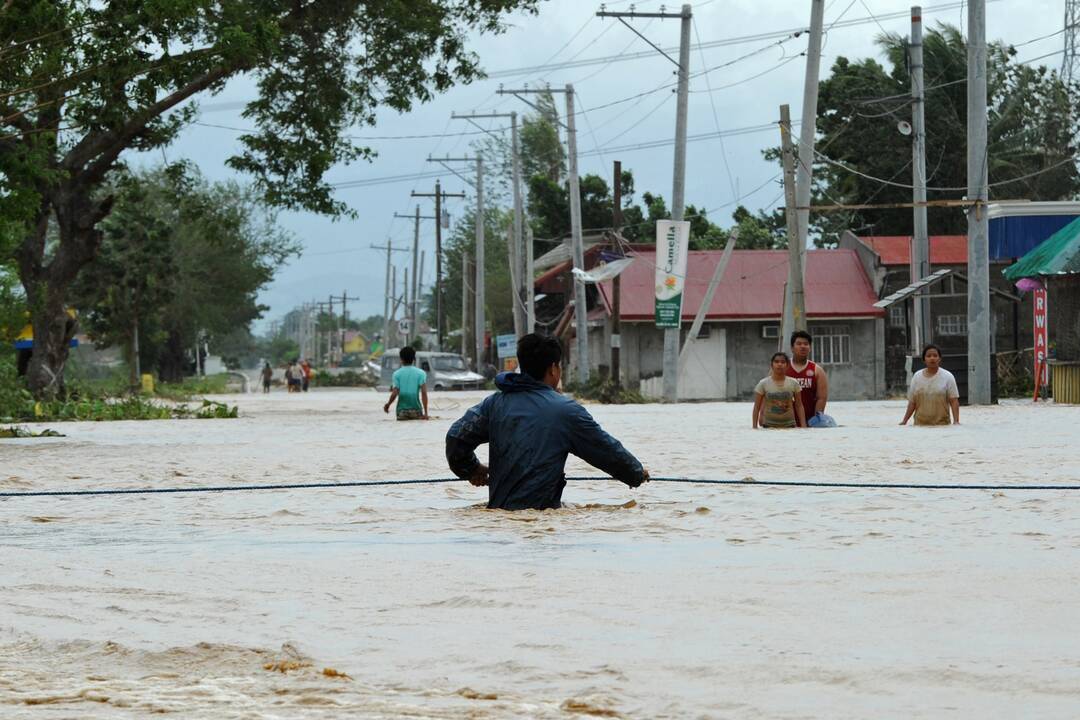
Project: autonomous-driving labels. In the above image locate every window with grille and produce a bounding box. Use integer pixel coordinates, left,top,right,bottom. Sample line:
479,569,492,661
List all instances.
812,325,851,365
889,304,907,327
937,314,967,336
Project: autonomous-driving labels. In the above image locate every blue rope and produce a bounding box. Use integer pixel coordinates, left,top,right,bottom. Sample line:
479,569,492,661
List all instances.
1,476,1078,498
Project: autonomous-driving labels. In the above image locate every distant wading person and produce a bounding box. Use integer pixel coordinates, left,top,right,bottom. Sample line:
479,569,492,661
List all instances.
384,346,428,421
900,345,960,426
445,333,649,510
261,362,273,393
787,330,832,427
753,352,807,429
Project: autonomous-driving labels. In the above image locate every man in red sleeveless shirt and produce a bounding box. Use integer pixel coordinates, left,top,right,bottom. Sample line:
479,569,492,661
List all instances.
786,331,829,427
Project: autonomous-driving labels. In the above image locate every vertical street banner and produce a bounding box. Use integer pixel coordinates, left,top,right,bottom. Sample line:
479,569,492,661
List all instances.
654,220,691,328
1033,287,1049,390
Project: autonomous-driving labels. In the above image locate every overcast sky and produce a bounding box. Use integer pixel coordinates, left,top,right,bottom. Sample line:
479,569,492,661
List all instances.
145,0,1063,331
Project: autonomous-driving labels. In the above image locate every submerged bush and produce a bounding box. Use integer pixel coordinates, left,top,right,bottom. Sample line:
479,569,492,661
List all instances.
563,374,653,405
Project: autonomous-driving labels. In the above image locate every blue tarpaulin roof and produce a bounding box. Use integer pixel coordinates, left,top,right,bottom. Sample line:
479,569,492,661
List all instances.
990,213,1079,259
1003,215,1080,280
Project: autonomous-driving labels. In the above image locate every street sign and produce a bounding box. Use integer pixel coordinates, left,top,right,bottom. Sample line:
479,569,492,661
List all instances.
496,333,517,359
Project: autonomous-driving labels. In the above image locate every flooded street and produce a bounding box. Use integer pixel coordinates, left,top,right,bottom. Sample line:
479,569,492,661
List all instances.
3,390,1080,718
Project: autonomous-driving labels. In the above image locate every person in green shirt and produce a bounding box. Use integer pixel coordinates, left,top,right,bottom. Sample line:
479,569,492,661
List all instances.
752,352,806,429
384,346,429,421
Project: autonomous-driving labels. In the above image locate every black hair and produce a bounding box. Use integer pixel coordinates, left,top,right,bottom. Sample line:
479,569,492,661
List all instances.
399,346,416,364
921,344,942,360
771,351,790,364
790,330,813,347
517,333,562,381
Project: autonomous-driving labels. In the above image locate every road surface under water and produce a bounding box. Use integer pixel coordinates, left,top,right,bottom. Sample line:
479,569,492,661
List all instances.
2,390,1080,718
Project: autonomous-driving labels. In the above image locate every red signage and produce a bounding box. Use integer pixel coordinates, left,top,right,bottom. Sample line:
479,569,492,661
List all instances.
1033,288,1049,398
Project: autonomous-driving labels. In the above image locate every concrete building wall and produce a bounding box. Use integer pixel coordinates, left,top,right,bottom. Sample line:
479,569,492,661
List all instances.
600,318,885,401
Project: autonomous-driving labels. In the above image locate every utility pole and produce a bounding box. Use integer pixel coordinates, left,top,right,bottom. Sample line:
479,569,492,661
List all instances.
340,290,360,361
451,111,527,337
565,85,588,385
429,155,484,369
401,267,408,345
418,250,426,336
461,252,469,358
910,5,931,353
780,104,806,342
394,208,437,330
611,159,623,388
371,241,409,352
793,0,825,287
497,85,588,383
505,224,522,337
412,182,466,350
525,225,535,333
598,4,692,401
1065,0,1080,84
967,0,991,404
326,294,335,364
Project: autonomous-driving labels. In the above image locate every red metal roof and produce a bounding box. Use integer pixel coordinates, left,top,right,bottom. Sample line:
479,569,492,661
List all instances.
858,235,969,266
599,248,883,321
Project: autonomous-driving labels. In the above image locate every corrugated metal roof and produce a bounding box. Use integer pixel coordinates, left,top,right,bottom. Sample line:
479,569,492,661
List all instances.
600,248,883,321
1004,215,1080,280
857,235,969,266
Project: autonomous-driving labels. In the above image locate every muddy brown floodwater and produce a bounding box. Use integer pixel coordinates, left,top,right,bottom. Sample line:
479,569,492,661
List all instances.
2,390,1080,718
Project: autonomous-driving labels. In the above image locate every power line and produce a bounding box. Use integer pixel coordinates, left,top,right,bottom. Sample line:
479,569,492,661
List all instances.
192,120,507,141
483,0,997,79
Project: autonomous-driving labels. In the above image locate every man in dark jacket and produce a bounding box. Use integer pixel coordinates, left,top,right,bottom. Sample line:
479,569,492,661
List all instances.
445,333,648,510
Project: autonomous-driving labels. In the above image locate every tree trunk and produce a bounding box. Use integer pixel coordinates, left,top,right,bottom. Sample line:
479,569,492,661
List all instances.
17,184,112,400
23,281,76,400
158,330,188,383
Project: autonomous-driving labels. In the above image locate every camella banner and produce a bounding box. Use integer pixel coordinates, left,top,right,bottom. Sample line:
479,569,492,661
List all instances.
654,219,691,328
1034,288,1049,388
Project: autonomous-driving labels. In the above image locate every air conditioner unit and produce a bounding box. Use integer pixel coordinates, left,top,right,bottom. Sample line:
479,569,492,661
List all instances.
761,324,780,339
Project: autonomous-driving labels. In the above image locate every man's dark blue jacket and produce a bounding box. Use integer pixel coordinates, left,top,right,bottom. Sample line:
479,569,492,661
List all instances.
445,372,645,510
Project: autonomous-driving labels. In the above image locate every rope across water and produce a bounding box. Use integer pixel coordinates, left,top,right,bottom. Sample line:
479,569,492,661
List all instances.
1,476,1078,498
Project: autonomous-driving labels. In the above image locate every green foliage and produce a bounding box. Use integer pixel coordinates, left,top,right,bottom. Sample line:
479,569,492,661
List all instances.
313,369,375,387
4,394,236,422
70,164,300,381
811,24,1080,243
3,0,539,398
563,374,653,405
154,374,234,402
259,333,300,366
0,354,238,420
433,204,516,351
0,355,34,419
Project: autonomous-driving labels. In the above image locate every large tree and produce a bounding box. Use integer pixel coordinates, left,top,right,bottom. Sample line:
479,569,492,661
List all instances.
71,164,298,381
811,24,1080,244
0,0,537,398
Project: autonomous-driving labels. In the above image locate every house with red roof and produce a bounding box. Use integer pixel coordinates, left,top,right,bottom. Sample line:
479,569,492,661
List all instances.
536,243,886,401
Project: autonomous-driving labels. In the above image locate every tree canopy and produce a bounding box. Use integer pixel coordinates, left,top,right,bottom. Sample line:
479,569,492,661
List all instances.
1,0,538,397
70,164,298,381
810,23,1080,243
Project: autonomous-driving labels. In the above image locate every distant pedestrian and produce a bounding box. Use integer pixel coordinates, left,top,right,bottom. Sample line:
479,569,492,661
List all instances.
753,352,806,429
286,360,302,393
301,359,312,392
384,346,428,420
900,345,960,426
261,362,273,393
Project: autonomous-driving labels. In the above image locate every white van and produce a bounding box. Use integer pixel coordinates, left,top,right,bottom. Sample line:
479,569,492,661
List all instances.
378,350,486,391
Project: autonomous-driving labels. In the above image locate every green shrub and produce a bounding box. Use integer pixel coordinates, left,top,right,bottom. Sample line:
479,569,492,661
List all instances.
313,369,375,387
564,374,653,405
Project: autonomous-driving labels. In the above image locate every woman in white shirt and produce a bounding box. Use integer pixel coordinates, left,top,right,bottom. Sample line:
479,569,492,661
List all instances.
900,345,960,426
